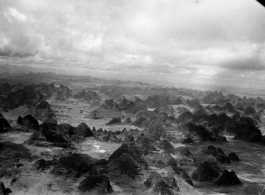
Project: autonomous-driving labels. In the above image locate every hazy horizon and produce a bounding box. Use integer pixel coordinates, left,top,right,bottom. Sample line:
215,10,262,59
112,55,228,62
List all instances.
1,0,265,90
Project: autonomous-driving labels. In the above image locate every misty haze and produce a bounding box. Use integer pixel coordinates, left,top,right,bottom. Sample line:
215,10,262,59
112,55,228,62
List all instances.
0,0,265,195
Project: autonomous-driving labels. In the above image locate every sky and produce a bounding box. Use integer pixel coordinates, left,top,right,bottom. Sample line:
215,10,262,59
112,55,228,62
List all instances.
0,0,265,89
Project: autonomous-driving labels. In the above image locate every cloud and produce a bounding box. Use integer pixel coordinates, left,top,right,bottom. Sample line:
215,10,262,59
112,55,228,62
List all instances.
4,7,27,22
218,42,265,71
220,54,265,71
0,0,265,88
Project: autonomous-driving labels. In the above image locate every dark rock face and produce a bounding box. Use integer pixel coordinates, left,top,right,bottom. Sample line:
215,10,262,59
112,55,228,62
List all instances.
205,146,230,164
26,122,70,148
214,170,241,185
244,106,256,115
135,110,154,120
21,115,39,130
74,90,101,101
144,172,178,195
106,117,121,125
109,142,146,161
136,134,156,151
182,122,225,143
174,147,197,169
213,152,231,164
148,152,193,186
0,182,12,195
185,98,201,109
0,142,31,181
32,99,55,120
176,111,193,124
109,141,148,173
1,84,55,119
122,135,135,145
228,152,240,162
0,114,10,133
58,123,75,136
205,145,217,155
144,118,166,141
33,159,57,170
108,138,150,178
40,123,66,142
78,174,113,194
16,116,23,125
35,99,50,110
234,122,263,143
88,99,121,119
192,161,221,182
185,123,213,142
151,152,176,169
158,140,175,153
76,123,93,138
54,153,100,177
222,102,236,113
113,153,140,178
102,99,120,110
119,97,148,114
123,117,133,124
95,130,121,143
5,89,38,109
192,106,208,119
144,95,171,108
133,117,148,127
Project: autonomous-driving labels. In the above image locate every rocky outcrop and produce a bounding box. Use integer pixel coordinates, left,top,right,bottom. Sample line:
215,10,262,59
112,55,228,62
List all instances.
33,158,58,170
105,117,121,125
192,160,241,186
192,161,221,182
53,153,107,177
158,140,175,153
0,182,12,195
182,122,226,143
205,146,230,164
228,152,240,162
174,147,197,170
143,118,166,141
25,122,71,148
32,99,55,120
112,153,140,179
123,117,133,124
78,174,113,194
185,98,201,109
0,113,10,133
21,115,39,131
74,89,101,101
214,170,241,185
119,97,148,115
108,139,148,178
176,111,193,124
94,130,121,143
133,117,148,127
221,102,237,113
58,123,75,136
244,106,256,115
234,120,263,143
16,116,22,125
87,99,122,119
136,134,156,151
75,123,94,138
144,171,179,195
4,88,39,109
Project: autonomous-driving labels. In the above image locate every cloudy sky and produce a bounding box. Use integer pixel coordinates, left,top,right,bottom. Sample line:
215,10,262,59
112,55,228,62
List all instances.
0,0,265,89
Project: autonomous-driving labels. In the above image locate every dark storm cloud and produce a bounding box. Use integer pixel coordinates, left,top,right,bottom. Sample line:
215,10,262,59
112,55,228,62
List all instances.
220,54,265,71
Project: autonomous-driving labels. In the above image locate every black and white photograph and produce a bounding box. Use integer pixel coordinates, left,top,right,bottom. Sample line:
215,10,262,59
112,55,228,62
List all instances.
0,0,265,194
